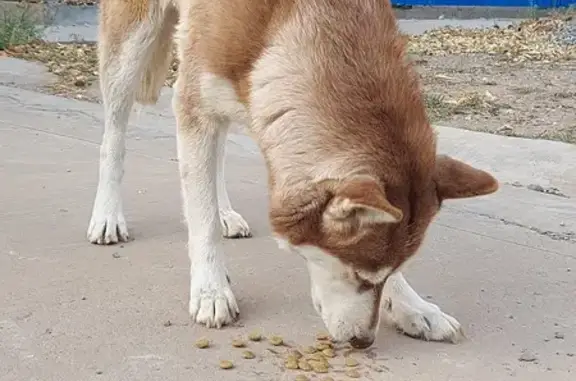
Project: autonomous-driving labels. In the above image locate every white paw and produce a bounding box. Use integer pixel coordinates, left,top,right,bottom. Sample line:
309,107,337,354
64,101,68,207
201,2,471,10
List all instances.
87,206,129,245
219,209,251,239
189,273,239,328
385,299,464,343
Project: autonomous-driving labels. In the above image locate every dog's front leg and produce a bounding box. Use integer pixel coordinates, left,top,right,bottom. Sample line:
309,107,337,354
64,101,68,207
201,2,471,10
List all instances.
382,272,464,343
174,91,239,328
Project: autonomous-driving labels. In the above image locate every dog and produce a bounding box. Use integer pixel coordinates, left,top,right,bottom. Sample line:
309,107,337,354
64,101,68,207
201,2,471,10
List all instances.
88,0,498,349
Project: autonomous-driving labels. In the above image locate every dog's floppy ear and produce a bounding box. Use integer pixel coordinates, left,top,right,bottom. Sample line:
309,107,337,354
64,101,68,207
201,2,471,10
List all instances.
324,176,403,225
434,155,499,200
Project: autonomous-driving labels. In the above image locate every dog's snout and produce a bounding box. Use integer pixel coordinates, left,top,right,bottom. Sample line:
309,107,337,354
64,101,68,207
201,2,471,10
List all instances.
349,335,375,349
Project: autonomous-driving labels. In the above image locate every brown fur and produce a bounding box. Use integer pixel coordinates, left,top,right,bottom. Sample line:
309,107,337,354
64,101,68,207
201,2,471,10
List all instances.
99,0,498,278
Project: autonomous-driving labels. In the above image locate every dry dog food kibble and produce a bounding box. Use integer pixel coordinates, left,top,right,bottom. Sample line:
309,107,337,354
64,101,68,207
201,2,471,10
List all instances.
288,349,303,359
310,361,329,373
298,359,313,371
303,346,317,354
345,357,359,367
219,360,234,370
232,339,246,348
307,353,326,362
269,335,284,346
321,378,335,381
345,369,361,378
242,350,256,359
195,338,210,349
322,348,336,358
295,375,310,381
248,330,262,342
315,342,332,351
285,358,299,370
316,332,331,341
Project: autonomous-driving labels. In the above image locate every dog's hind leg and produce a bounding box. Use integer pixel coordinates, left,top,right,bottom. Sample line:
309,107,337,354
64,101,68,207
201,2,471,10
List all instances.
88,1,177,244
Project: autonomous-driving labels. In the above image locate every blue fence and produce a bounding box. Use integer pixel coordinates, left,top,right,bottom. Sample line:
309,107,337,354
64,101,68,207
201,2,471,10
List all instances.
391,0,575,7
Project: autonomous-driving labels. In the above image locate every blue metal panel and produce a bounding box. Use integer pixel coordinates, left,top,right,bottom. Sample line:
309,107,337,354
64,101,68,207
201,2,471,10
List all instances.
392,0,575,7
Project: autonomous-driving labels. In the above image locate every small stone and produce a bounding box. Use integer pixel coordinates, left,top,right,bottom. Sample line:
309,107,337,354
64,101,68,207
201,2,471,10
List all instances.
567,353,575,357
95,370,103,375
554,332,565,340
518,350,538,362
74,76,87,87
269,335,284,346
232,339,246,348
322,348,335,358
195,338,210,349
112,252,121,259
219,360,234,369
345,357,359,367
242,350,256,359
345,369,361,378
248,330,262,341
527,184,545,193
163,320,172,327
295,375,310,381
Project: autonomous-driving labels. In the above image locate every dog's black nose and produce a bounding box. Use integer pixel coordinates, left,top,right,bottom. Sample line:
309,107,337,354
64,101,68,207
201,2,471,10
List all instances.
349,335,374,349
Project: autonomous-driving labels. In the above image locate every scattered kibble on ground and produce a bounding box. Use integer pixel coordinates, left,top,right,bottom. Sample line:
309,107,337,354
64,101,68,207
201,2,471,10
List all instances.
295,375,310,381
298,359,313,371
310,360,329,373
346,369,361,378
248,330,263,341
322,348,336,358
285,358,299,370
303,346,317,354
345,357,359,367
242,350,256,359
269,335,284,346
190,331,378,376
232,338,246,348
289,349,303,359
219,360,234,370
195,338,210,349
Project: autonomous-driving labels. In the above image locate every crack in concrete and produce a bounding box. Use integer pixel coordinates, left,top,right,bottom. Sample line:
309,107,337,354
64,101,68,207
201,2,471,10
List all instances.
461,210,576,243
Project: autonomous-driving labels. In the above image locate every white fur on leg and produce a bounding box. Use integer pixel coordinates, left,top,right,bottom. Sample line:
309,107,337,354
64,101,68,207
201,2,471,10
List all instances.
382,272,464,343
216,127,251,238
88,20,164,245
87,62,133,245
176,109,239,328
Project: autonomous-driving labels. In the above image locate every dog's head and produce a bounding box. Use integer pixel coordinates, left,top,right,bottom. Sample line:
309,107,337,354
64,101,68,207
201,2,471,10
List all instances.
270,155,498,348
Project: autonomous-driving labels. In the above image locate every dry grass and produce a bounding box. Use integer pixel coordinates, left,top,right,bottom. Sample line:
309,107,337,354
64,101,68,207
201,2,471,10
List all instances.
408,16,576,63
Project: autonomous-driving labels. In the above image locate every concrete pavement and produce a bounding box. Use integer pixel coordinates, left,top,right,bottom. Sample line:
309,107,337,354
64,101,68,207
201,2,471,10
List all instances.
0,84,575,381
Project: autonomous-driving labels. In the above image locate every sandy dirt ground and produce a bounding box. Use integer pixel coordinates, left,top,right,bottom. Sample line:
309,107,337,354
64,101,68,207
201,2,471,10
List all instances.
417,55,576,143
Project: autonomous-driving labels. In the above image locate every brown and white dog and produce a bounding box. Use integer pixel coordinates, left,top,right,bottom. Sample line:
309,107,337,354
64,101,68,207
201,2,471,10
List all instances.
88,0,498,349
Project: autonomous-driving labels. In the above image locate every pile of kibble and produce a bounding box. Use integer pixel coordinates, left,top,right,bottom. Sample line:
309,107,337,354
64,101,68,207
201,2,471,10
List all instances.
195,331,365,380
